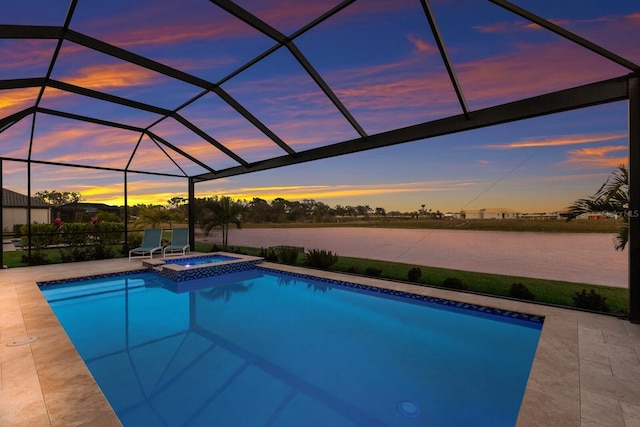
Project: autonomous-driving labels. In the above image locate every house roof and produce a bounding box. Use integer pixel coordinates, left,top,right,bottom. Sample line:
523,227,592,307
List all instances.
56,202,119,211
461,208,519,214
2,188,51,208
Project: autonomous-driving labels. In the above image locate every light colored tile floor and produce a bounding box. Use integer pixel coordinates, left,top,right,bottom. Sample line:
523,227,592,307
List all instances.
0,257,638,426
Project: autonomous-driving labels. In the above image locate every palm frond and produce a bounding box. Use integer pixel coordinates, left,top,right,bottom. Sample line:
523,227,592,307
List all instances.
567,164,629,251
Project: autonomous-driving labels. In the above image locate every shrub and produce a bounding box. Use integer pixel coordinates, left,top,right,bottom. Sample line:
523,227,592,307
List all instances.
226,247,247,255
127,233,143,250
441,277,468,290
304,249,339,269
92,222,124,247
21,252,49,265
12,224,23,237
91,245,115,260
347,266,360,274
61,223,92,248
277,246,300,265
61,247,90,262
20,223,58,249
259,247,278,262
509,283,536,301
407,267,422,282
573,289,610,312
364,267,383,277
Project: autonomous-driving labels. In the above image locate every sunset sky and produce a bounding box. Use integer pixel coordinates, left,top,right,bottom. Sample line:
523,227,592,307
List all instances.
1,0,638,213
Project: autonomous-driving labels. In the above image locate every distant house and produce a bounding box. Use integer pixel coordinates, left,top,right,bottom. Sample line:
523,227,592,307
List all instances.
519,212,561,220
460,208,520,220
1,188,52,232
556,207,614,220
54,202,121,222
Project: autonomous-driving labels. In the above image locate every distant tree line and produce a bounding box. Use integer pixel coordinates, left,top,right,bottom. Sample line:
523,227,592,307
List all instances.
34,190,443,226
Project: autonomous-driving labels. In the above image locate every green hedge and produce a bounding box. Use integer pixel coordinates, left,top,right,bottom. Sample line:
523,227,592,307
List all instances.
17,221,125,264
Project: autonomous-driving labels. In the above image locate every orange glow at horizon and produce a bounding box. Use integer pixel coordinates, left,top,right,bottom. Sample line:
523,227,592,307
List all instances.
196,180,479,203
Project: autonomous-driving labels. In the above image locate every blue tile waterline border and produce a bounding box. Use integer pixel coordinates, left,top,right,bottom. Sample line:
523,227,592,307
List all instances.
256,266,545,327
38,269,148,287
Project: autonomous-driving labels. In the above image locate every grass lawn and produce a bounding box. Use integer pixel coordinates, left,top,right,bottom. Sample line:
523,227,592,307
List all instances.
219,245,629,316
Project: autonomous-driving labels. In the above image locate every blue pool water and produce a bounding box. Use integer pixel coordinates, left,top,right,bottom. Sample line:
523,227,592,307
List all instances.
164,254,237,267
40,269,542,426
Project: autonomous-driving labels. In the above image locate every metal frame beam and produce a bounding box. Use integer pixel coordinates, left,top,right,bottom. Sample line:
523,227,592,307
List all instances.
211,0,367,138
195,75,630,181
172,113,249,166
1,156,184,178
0,107,35,131
188,178,195,252
629,76,640,323
33,108,216,175
0,24,293,160
490,0,640,72
2,78,250,166
0,24,63,39
209,87,296,156
145,131,217,175
420,0,469,118
48,80,172,116
64,30,291,156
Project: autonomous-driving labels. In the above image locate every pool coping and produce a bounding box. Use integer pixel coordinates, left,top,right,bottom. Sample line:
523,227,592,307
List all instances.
1,256,639,426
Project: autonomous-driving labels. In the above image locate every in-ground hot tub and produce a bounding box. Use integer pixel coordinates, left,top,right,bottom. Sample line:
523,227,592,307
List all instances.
142,252,263,281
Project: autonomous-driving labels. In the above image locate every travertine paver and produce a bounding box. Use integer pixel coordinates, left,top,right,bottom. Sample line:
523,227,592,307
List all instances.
0,257,638,426
580,389,625,426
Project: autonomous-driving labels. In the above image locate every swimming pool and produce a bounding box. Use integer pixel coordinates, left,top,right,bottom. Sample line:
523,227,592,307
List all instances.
40,268,543,426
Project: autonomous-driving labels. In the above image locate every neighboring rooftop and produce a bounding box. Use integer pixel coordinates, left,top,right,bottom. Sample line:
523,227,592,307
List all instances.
1,188,50,208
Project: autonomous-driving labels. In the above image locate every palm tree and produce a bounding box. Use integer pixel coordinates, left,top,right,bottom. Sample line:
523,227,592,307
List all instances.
198,196,245,250
566,165,629,250
135,205,171,229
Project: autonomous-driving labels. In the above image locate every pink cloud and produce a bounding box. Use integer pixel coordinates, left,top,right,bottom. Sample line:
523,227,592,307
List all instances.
30,123,140,168
482,133,627,149
473,21,531,33
79,1,352,51
64,63,159,91
0,40,57,73
407,35,438,54
456,40,627,106
239,0,353,31
564,145,628,168
0,88,40,116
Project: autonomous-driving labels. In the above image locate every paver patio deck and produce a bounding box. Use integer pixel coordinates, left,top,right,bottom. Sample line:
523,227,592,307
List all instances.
1,257,638,426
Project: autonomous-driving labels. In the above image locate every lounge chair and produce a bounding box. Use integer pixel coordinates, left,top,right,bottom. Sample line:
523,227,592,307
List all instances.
129,228,163,261
11,238,23,251
163,227,190,257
